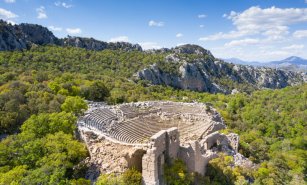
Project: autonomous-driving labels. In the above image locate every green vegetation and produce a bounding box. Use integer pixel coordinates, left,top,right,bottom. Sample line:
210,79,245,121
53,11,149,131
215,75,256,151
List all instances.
0,113,89,184
61,96,88,115
204,154,252,185
164,159,193,185
0,46,306,184
156,60,180,75
96,168,142,185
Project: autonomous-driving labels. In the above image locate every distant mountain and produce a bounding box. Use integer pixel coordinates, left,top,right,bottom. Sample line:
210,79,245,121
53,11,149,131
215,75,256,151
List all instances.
223,58,263,66
270,56,307,65
224,56,307,73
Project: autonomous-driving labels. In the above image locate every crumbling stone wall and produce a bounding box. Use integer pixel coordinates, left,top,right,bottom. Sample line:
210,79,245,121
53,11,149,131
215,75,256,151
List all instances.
142,130,166,185
142,128,180,185
178,141,218,176
165,127,179,162
141,127,230,184
80,126,241,185
201,131,221,150
200,131,239,152
226,133,239,153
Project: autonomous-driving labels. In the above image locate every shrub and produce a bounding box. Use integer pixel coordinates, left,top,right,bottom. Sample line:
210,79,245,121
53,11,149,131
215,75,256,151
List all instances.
96,174,121,185
164,159,193,185
121,168,142,185
61,96,88,115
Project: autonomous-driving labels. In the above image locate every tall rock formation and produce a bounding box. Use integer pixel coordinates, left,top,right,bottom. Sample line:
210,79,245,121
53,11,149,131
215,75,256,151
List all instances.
0,20,58,50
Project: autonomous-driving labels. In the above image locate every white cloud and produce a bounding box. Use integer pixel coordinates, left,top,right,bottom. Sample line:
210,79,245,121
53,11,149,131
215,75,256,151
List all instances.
4,0,15,3
7,20,16,25
224,38,260,47
0,8,18,19
264,50,290,57
199,25,204,28
48,26,62,32
262,26,288,36
148,20,164,27
198,14,207,18
109,36,129,42
36,6,47,19
282,44,304,50
176,33,183,38
201,6,307,41
54,1,73,8
199,31,249,41
139,42,161,50
66,28,82,34
293,30,307,38
177,43,187,46
228,6,307,34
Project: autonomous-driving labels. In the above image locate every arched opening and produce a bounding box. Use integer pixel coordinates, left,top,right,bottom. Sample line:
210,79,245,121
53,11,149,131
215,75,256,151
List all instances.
125,149,146,172
210,142,218,150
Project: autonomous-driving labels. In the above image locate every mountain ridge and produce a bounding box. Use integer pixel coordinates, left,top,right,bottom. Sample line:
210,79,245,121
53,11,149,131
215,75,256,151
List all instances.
0,20,142,52
224,56,307,73
0,20,306,94
136,53,306,94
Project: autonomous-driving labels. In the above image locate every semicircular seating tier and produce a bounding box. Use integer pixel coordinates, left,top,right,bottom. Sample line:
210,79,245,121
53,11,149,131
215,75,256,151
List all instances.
79,101,224,144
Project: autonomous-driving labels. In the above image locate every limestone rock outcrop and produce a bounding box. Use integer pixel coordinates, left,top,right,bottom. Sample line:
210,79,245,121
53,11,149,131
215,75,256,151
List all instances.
136,51,306,93
173,44,213,56
62,36,142,51
0,20,58,51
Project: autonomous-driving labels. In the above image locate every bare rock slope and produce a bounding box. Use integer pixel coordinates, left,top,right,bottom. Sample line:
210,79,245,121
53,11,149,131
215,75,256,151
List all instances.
136,45,306,93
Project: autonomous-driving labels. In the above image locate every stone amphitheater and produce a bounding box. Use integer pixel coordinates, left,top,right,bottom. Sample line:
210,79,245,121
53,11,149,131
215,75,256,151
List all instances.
77,101,246,185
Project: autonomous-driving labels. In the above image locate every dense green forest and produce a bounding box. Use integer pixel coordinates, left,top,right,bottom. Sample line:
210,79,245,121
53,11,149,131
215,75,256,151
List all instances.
0,46,306,184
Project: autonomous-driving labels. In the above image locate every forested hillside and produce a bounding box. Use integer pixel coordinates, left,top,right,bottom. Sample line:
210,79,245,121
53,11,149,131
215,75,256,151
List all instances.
0,46,306,184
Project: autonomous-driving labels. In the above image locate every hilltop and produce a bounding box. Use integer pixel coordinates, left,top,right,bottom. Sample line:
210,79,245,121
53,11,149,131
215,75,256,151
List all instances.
0,20,141,52
0,20,306,95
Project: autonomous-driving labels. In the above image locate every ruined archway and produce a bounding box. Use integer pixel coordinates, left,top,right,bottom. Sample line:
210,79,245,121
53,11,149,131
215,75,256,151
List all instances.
125,149,146,172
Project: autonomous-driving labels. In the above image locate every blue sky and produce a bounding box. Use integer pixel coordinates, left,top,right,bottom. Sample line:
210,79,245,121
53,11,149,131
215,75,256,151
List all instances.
0,0,307,61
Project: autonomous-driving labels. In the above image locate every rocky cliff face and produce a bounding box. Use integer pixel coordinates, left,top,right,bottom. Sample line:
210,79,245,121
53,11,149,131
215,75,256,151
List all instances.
0,20,142,52
62,36,142,51
62,36,108,50
136,45,306,93
0,20,58,51
19,23,58,45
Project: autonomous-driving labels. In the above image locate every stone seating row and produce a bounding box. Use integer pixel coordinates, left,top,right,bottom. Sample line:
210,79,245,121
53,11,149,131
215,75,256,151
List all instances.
105,117,211,144
82,107,212,144
83,108,117,130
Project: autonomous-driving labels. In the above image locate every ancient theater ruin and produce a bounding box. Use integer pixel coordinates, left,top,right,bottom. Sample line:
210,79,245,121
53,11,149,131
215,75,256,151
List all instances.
77,101,242,185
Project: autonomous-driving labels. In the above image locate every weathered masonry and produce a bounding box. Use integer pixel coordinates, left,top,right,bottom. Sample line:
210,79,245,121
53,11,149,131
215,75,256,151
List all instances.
77,101,241,185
